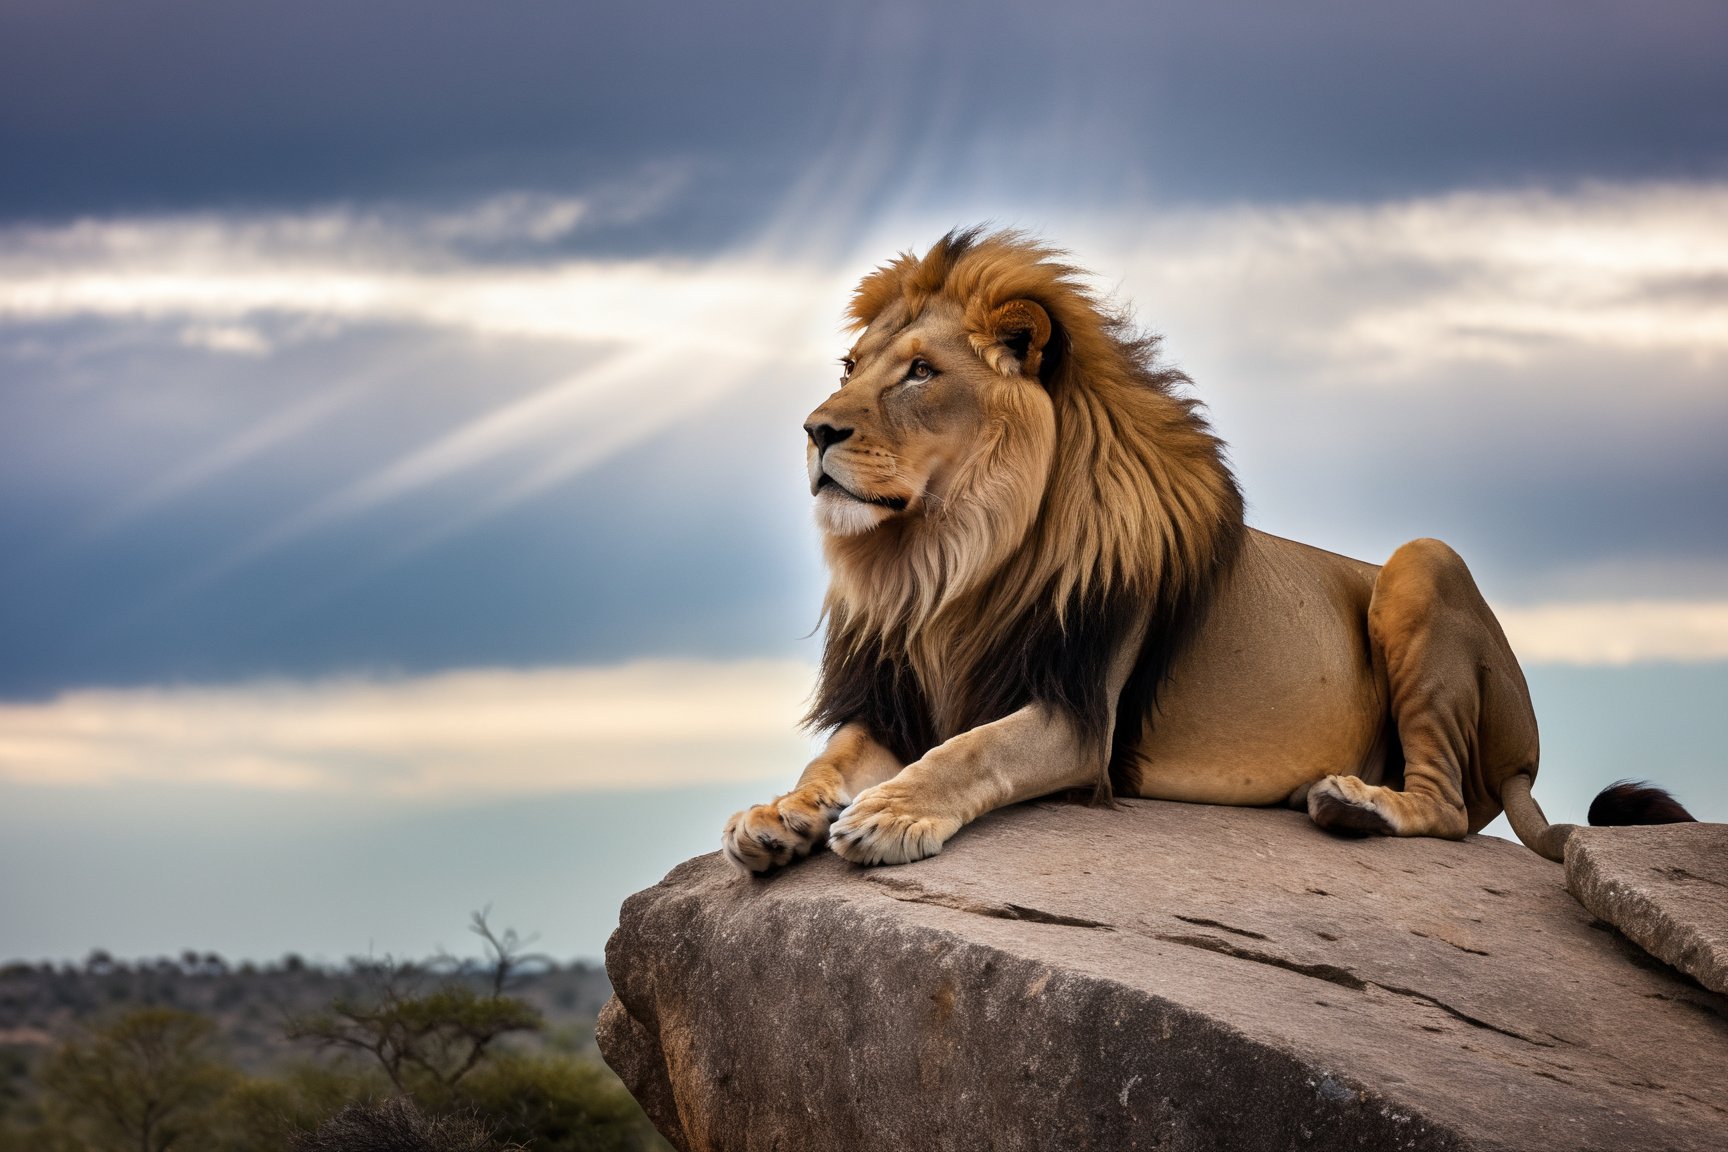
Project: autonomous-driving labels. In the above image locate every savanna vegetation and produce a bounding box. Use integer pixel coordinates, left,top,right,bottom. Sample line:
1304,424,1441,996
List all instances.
0,915,668,1152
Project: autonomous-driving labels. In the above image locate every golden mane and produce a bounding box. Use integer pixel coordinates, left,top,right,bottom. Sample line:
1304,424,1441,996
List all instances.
809,229,1245,793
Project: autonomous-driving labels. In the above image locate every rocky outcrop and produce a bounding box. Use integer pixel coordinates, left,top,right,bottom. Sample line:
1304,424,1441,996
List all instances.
1566,821,1728,996
599,799,1728,1152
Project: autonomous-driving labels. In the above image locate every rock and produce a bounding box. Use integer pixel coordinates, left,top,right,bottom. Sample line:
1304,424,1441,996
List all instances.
1565,822,1728,996
600,799,1728,1152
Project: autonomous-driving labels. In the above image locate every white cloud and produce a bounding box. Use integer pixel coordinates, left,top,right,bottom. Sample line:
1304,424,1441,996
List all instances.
0,660,818,795
177,323,272,356
1495,600,1728,665
0,197,843,353
1069,181,1728,379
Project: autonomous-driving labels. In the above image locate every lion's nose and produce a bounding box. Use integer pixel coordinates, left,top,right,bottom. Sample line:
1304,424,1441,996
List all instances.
804,423,854,453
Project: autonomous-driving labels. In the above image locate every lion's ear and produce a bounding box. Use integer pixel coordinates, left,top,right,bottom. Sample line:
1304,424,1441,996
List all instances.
977,299,1053,380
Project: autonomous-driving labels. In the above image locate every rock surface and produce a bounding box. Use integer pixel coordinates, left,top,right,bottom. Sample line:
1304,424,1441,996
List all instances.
599,799,1728,1152
1566,822,1728,996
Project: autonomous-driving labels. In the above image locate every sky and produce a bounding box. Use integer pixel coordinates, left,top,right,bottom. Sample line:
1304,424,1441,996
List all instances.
1,1,1725,965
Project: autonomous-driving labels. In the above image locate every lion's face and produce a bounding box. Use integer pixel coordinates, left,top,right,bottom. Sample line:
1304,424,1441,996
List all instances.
804,296,1056,538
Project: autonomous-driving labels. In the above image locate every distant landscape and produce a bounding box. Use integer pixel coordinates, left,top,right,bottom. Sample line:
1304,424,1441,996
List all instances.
0,917,668,1151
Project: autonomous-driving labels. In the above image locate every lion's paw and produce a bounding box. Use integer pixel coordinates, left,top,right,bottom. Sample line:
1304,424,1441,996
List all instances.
721,789,843,874
1307,774,1396,836
829,783,961,867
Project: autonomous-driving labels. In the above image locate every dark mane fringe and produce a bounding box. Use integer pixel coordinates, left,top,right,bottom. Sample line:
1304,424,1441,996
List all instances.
807,624,937,766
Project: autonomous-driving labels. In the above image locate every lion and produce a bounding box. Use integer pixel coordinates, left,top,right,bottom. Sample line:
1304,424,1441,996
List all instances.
721,228,1693,873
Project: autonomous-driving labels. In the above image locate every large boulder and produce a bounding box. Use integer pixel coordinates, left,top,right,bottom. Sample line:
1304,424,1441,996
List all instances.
599,799,1728,1152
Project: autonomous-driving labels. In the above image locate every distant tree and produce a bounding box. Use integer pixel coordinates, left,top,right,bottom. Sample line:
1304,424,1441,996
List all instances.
440,913,553,995
287,912,543,1098
37,1007,234,1152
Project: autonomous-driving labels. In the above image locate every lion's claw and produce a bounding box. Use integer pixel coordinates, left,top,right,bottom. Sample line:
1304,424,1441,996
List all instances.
722,790,843,874
829,783,960,866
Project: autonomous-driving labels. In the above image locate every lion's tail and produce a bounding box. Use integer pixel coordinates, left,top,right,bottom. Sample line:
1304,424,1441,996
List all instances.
1501,774,1697,863
1500,774,1576,862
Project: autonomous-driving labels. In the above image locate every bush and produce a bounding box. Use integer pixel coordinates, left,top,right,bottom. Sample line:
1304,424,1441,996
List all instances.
453,1052,660,1152
291,1096,519,1152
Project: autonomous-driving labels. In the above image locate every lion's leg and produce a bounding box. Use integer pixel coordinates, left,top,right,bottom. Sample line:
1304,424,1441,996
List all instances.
1308,537,1538,840
721,723,903,873
828,704,1097,866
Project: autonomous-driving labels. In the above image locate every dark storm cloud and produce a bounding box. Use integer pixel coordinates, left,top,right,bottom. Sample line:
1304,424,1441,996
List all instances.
0,478,819,699
0,0,840,246
0,317,824,697
2,1,1726,236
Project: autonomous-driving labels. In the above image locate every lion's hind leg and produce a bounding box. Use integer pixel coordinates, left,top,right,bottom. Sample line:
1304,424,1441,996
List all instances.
1308,537,1538,841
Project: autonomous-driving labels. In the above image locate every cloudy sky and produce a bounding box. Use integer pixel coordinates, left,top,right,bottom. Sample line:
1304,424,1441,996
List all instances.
1,1,1725,964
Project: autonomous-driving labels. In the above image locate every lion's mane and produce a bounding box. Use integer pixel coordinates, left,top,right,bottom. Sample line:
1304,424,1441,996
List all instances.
807,229,1245,795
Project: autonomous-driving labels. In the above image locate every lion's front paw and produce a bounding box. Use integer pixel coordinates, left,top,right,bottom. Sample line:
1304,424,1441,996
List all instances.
829,782,961,867
1307,774,1395,836
721,788,844,874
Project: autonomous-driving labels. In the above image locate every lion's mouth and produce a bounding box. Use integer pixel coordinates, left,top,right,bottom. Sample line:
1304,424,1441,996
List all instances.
815,472,909,512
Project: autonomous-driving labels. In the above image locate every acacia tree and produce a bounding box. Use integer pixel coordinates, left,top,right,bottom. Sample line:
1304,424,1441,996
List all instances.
287,912,544,1099
38,1007,233,1152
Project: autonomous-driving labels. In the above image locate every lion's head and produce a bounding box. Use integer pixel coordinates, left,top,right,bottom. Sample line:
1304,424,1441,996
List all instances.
806,229,1243,792
805,276,1056,542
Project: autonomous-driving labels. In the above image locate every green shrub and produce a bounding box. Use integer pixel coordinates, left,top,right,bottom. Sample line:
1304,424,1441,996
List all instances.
453,1052,661,1152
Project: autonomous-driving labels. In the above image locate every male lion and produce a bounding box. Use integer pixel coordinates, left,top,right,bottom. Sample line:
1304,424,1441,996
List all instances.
722,229,1690,873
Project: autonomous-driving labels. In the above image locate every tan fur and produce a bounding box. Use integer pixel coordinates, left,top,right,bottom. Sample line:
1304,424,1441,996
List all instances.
723,230,1555,873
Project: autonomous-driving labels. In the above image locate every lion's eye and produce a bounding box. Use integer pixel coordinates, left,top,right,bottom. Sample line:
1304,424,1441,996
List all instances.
906,358,936,383
839,357,855,382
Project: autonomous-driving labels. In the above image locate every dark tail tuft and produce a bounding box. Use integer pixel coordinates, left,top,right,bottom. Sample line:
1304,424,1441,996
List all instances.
1587,780,1696,826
